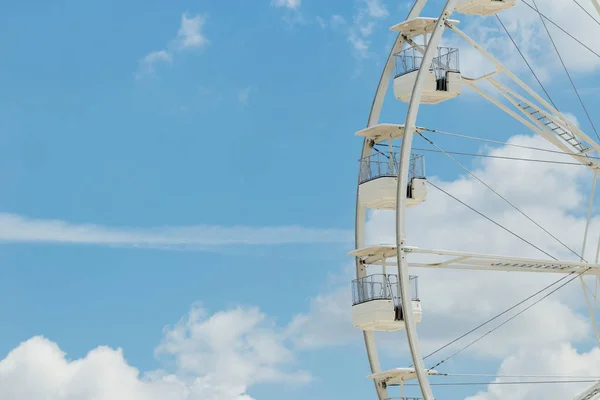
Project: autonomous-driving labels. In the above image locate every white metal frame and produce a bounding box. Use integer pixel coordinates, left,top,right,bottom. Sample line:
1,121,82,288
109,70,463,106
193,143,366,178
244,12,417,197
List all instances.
396,3,460,399
355,1,430,398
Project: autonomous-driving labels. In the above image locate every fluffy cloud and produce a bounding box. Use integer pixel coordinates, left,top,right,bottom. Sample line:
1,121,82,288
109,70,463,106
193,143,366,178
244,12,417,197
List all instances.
289,133,600,398
287,286,356,349
466,345,600,400
0,304,310,400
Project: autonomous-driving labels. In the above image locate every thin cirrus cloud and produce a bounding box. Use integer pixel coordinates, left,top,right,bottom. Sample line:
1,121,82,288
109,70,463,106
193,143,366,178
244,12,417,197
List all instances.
271,0,302,10
0,213,351,249
137,12,208,78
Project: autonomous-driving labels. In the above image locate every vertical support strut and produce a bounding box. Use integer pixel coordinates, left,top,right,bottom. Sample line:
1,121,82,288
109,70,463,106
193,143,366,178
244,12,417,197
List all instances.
580,169,600,349
356,2,429,399
396,1,458,399
593,0,600,18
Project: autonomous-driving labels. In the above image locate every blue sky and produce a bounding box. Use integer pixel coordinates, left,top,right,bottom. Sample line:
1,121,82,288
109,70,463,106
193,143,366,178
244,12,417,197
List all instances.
2,0,600,400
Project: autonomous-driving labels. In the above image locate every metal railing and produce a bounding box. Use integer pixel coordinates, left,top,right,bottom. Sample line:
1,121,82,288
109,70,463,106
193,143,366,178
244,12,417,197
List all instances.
394,46,460,79
359,151,425,184
385,398,424,400
352,274,419,306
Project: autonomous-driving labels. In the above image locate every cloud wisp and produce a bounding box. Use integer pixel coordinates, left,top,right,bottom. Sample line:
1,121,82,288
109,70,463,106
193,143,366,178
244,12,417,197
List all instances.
137,13,209,78
0,213,352,249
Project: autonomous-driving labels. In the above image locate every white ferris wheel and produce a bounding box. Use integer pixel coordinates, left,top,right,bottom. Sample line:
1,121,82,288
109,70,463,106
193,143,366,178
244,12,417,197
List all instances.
351,0,600,399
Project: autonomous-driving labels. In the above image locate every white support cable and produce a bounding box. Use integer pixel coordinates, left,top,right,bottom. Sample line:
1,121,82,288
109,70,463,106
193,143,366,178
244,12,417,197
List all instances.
438,373,600,379
418,132,582,260
405,380,599,387
428,267,590,371
573,0,600,26
581,280,600,349
596,235,600,264
580,171,600,349
496,14,557,109
581,170,598,261
530,0,600,142
423,128,600,160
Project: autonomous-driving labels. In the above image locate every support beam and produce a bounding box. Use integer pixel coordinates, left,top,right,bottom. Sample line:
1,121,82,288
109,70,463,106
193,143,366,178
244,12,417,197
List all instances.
397,2,459,399
593,0,600,17
573,381,600,400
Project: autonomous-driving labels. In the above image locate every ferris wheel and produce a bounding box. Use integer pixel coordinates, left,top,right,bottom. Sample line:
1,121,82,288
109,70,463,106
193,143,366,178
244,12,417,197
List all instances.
350,0,600,399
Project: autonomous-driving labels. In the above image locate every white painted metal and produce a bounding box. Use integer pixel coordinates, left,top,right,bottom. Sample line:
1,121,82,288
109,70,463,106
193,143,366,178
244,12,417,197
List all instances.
359,178,427,209
580,277,600,349
455,0,516,15
573,381,600,400
394,70,462,103
355,1,429,398
593,0,600,18
582,171,598,261
390,17,460,37
367,368,439,386
351,245,600,274
352,299,423,331
355,124,409,142
396,1,460,399
580,170,600,350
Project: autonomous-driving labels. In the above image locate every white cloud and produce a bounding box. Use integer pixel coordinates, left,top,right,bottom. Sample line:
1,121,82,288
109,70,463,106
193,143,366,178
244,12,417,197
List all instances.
156,304,311,386
348,0,390,59
0,212,351,249
465,345,600,400
176,13,209,50
271,0,302,10
137,13,208,78
0,304,310,400
137,50,173,77
365,0,389,18
287,133,600,398
562,111,580,128
287,286,356,349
